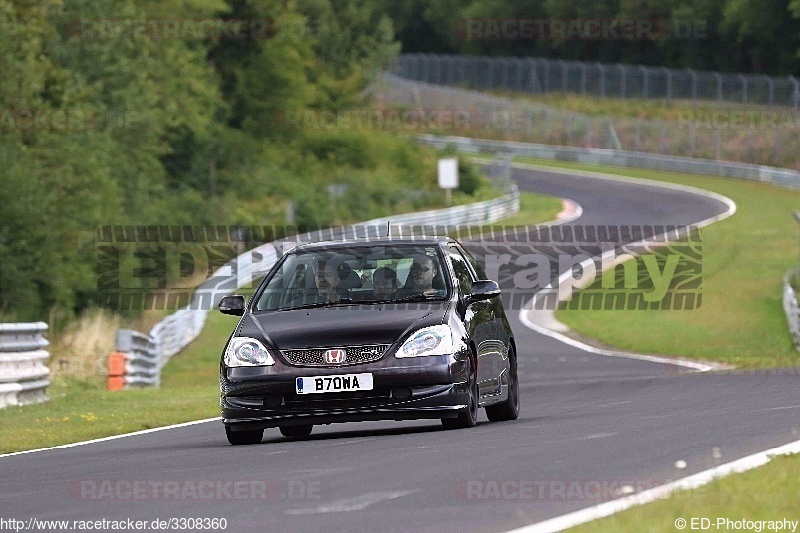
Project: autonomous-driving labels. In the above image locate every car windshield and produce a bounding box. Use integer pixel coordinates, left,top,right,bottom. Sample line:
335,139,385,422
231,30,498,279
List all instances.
254,244,451,311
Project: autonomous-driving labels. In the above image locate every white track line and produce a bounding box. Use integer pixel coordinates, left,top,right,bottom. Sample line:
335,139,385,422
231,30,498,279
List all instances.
507,437,800,533
514,162,736,371
0,417,220,459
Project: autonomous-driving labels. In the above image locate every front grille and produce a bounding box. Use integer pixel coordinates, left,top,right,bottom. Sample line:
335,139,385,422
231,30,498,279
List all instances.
283,389,394,410
281,344,390,366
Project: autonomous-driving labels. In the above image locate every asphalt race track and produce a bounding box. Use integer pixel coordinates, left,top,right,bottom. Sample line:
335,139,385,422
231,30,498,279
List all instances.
2,166,798,533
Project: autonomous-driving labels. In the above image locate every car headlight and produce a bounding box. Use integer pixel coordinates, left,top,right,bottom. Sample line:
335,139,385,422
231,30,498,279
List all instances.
224,337,275,367
396,325,453,358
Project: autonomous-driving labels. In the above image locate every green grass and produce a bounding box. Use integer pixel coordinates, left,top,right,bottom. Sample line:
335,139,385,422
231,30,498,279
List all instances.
498,92,793,122
569,453,800,532
505,157,800,368
497,191,564,227
0,189,560,454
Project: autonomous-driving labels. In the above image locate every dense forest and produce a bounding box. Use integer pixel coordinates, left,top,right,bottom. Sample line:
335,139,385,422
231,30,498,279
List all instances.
383,0,800,75
0,0,452,320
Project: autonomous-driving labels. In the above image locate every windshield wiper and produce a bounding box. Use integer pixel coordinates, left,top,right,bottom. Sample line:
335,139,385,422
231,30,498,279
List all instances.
395,294,440,302
277,298,356,311
359,294,443,304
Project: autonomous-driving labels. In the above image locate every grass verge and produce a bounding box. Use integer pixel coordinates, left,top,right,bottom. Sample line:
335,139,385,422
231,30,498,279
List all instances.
568,453,800,532
0,191,560,454
511,157,800,368
498,92,793,122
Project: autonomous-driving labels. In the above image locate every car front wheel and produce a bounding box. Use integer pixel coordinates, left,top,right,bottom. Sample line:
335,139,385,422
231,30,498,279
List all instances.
485,345,519,422
442,360,478,430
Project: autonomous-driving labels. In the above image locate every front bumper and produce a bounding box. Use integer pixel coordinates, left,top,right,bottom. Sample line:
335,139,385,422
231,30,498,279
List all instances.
221,356,469,431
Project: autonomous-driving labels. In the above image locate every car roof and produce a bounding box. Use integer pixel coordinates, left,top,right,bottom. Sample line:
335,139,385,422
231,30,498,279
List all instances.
288,235,457,253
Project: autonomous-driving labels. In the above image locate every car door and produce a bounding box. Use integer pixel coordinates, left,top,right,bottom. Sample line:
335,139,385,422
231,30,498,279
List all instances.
447,245,497,397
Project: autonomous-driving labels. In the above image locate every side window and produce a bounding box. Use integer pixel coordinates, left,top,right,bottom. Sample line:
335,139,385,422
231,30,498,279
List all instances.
448,247,474,296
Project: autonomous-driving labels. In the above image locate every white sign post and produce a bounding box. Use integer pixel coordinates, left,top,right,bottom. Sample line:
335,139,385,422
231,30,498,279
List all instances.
438,157,459,206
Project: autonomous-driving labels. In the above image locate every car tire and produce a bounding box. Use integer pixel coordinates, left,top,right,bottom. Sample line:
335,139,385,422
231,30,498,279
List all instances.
279,424,314,438
442,360,478,430
225,425,263,445
485,346,519,422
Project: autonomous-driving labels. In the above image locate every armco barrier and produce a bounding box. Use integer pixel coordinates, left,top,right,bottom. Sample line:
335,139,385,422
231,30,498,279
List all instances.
417,134,800,190
0,322,50,408
115,329,159,387
783,268,800,351
109,184,520,388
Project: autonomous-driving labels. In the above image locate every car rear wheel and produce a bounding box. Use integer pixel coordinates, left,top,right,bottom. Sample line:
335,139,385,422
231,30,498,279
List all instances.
225,425,263,445
279,424,313,438
485,346,519,422
442,361,478,430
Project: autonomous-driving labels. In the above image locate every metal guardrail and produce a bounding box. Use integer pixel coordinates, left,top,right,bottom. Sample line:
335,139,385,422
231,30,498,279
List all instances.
783,268,800,351
116,329,160,387
110,187,520,388
353,184,519,232
0,322,50,408
417,134,800,190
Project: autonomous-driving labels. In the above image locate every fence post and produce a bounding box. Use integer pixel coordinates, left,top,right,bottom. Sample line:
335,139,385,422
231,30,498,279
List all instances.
580,62,587,94
597,62,606,98
639,65,648,98
714,72,722,103
686,69,697,106
618,64,627,98
663,67,672,101
543,58,550,92
789,76,800,110
765,75,774,107
738,74,747,105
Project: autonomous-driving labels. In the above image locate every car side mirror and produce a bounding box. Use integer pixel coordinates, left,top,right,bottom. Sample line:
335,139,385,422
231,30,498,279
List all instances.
219,295,246,316
467,280,501,303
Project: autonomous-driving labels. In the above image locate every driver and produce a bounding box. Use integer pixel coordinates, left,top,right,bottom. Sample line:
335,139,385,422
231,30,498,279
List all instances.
406,254,438,294
314,260,344,302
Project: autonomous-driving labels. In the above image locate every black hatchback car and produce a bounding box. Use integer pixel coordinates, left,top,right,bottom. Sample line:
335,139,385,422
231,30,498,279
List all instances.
218,237,518,445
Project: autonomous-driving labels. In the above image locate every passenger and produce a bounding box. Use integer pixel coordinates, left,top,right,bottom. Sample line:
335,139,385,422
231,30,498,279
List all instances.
372,266,398,300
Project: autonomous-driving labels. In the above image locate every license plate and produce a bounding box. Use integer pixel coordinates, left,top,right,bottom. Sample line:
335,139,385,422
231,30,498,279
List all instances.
295,373,373,395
